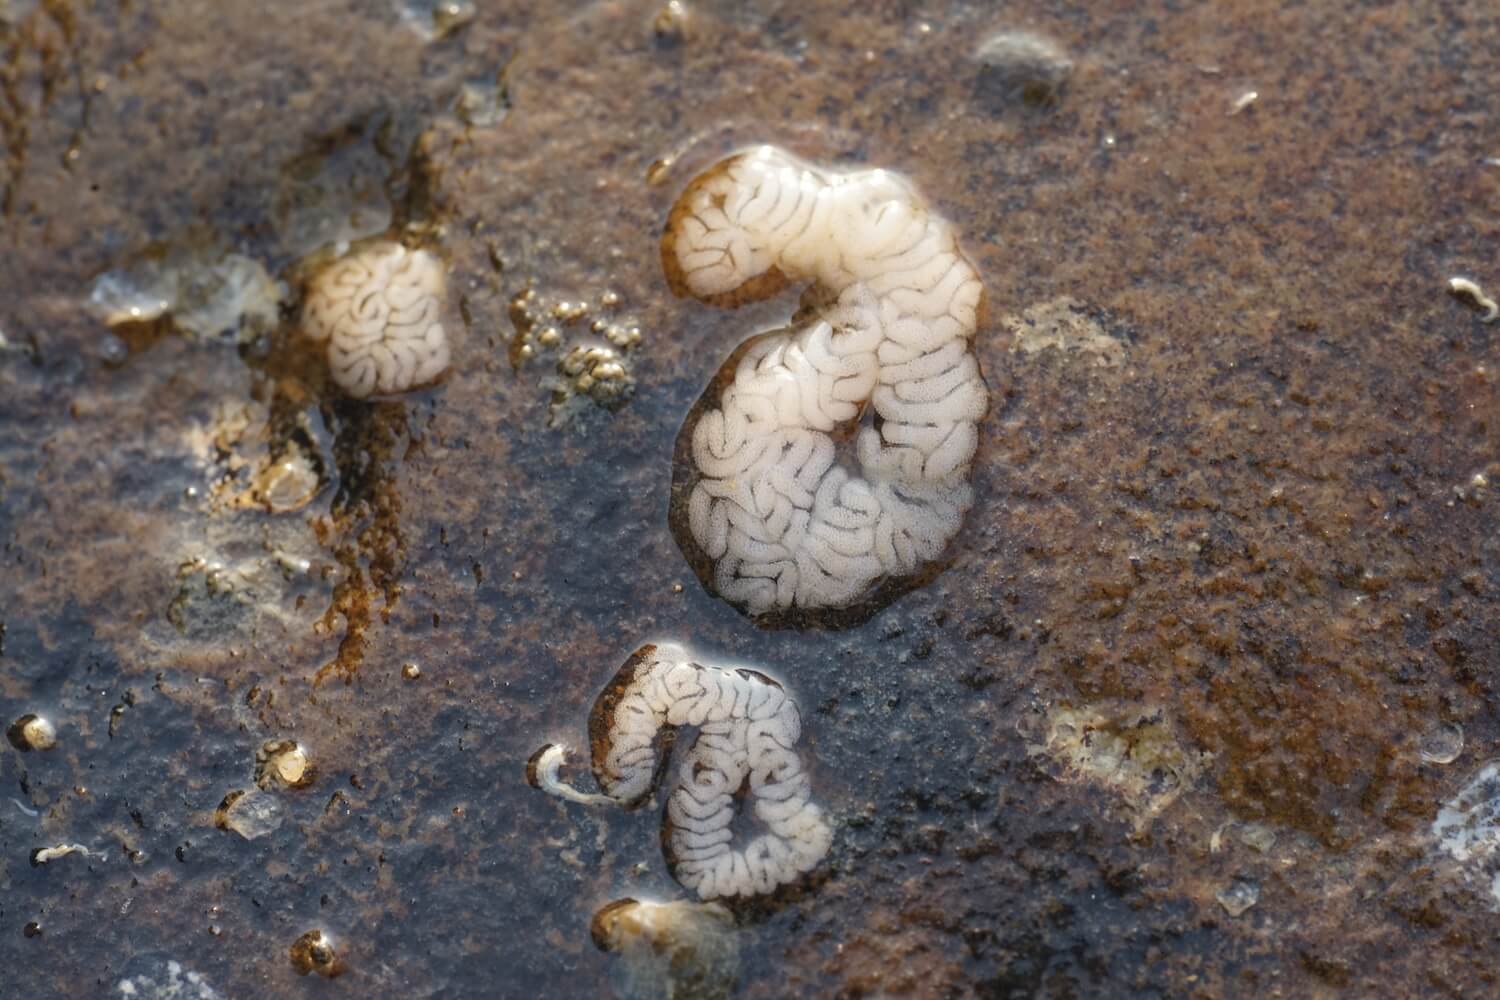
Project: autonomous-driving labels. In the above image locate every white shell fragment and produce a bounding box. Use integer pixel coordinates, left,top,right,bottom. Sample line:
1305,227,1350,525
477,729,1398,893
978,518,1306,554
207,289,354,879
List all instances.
1429,759,1500,909
1448,277,1499,322
114,955,223,1000
1434,760,1500,867
663,146,988,619
30,843,93,865
529,643,832,900
302,241,451,398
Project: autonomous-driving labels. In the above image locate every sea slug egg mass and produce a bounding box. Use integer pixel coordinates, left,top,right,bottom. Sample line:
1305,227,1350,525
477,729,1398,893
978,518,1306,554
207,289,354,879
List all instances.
530,643,832,900
301,240,451,398
662,146,988,620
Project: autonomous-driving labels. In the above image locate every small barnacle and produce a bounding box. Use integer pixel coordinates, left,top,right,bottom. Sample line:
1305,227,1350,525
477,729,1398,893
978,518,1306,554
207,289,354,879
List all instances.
213,788,284,840
973,29,1073,107
592,897,739,1000
1431,761,1500,908
289,929,344,978
301,240,452,398
646,157,674,186
552,300,590,323
7,713,57,752
605,323,641,348
432,0,475,34
397,0,474,41
1215,877,1260,916
651,1,692,46
254,740,316,790
530,643,832,899
249,450,320,514
1419,721,1465,765
551,343,637,419
454,66,511,128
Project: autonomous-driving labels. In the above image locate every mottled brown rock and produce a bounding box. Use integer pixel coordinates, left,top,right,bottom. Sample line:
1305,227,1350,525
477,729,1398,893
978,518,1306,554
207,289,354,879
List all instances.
0,0,1497,996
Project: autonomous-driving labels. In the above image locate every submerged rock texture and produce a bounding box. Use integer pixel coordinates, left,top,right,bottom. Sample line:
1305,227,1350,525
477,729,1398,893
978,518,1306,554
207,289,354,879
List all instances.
0,0,1496,997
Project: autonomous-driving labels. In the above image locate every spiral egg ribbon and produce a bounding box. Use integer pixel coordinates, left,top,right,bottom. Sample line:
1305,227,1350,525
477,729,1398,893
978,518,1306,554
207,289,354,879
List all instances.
529,643,832,900
663,145,988,620
302,241,451,398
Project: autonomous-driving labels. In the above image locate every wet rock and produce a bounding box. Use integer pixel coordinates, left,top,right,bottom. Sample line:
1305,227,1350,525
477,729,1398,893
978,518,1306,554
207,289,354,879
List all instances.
3,0,1499,995
0,1,40,27
272,123,394,259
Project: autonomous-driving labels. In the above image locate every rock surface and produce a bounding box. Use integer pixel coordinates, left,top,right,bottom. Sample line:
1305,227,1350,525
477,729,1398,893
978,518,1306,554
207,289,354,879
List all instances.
1,0,1497,996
